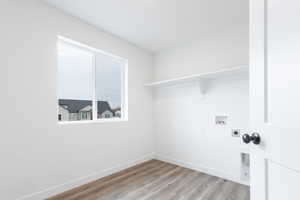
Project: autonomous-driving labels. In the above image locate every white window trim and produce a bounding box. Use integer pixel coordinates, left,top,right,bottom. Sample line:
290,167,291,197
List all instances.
57,36,128,124
58,118,128,125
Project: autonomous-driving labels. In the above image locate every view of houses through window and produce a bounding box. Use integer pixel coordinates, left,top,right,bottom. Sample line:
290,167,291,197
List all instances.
57,38,126,122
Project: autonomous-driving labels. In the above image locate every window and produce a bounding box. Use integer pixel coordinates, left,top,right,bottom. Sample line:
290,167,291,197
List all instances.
81,112,88,120
57,37,127,123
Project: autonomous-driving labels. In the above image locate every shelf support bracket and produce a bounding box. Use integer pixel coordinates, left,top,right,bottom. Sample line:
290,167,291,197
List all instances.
198,79,206,96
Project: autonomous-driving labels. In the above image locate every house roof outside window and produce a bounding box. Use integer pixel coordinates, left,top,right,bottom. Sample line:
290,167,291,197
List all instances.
58,99,114,115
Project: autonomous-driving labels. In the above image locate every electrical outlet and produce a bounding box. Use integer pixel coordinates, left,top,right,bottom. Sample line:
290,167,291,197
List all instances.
232,129,240,137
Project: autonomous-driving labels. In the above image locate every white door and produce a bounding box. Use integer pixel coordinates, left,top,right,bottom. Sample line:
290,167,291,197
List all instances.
249,0,300,199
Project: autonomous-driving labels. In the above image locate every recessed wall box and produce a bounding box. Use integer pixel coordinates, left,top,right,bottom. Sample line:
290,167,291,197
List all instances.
215,116,227,125
241,153,250,181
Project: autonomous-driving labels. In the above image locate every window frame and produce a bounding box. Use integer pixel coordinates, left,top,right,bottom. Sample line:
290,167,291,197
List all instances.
57,36,128,125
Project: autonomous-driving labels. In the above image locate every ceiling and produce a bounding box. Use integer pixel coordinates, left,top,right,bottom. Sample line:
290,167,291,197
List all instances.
44,0,248,53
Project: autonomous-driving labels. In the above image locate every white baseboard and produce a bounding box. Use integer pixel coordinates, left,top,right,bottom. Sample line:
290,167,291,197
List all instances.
155,155,249,186
17,153,155,200
17,153,248,200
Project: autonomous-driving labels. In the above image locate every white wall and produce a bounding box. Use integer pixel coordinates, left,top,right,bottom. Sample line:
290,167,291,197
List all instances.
154,26,249,81
154,74,249,184
0,0,154,199
153,27,249,184
0,1,249,198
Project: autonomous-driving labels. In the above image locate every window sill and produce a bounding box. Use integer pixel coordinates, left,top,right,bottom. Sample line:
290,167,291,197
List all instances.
58,118,128,125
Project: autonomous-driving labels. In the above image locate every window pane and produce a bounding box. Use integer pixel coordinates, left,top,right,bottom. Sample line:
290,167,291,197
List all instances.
95,54,122,119
57,42,93,121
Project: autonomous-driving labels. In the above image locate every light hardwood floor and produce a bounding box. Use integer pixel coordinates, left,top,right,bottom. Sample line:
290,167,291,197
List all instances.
48,160,250,200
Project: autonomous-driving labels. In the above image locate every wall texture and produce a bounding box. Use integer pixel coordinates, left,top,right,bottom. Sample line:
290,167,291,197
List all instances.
153,27,249,184
0,0,154,199
154,26,249,81
154,74,249,184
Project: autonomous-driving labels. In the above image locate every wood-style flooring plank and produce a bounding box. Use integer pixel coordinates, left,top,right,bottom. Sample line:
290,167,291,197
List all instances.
48,160,250,200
